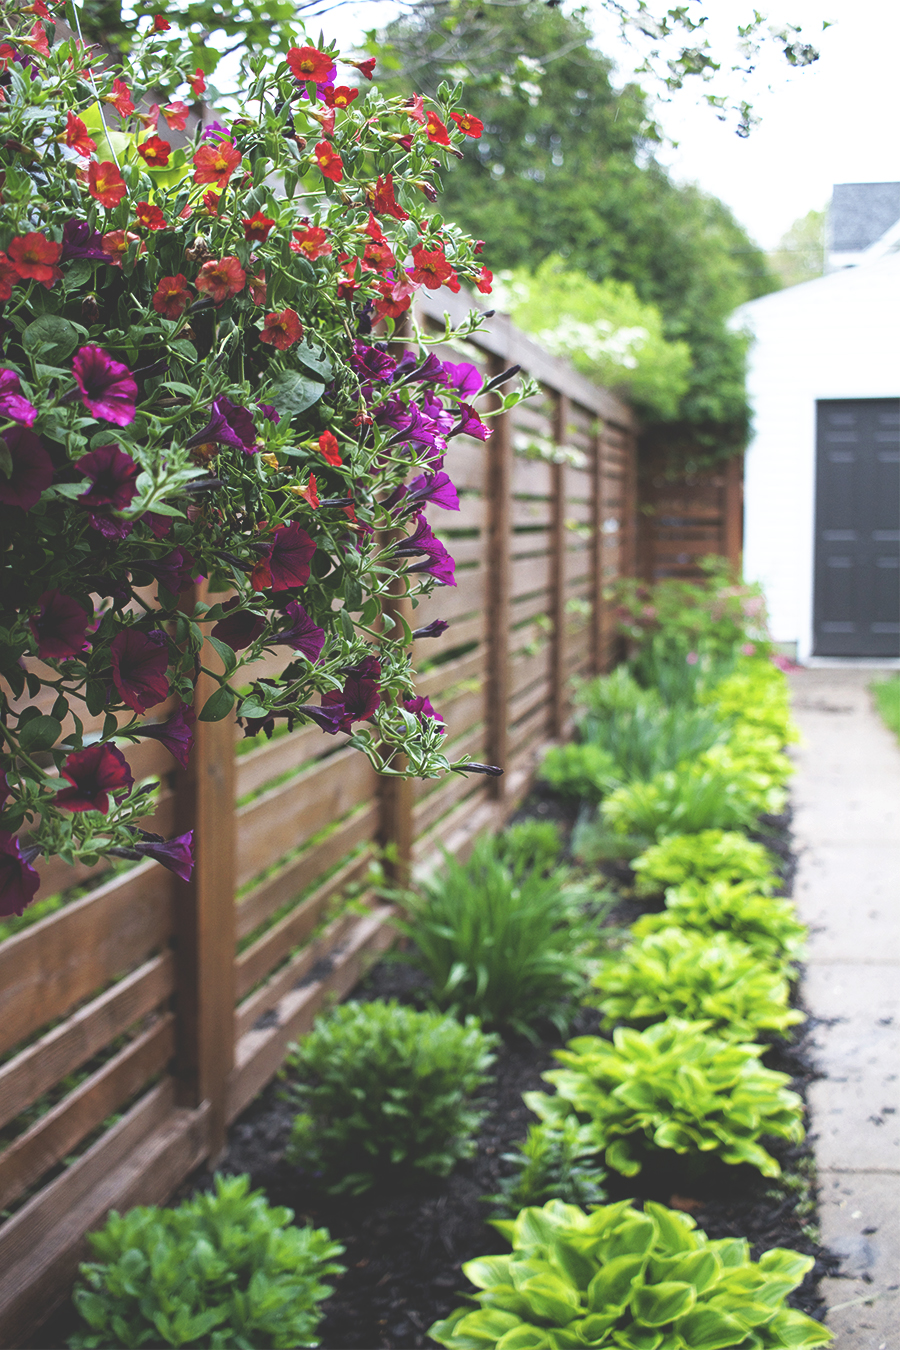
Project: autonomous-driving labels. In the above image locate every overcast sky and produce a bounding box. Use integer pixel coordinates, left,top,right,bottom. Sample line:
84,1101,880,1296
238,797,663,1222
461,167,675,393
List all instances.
319,0,900,251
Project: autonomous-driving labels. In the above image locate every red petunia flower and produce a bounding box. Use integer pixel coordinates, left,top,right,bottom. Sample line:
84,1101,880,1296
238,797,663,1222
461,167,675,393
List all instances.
192,141,242,187
55,743,134,814
336,258,360,299
8,232,62,287
290,226,331,260
201,190,221,216
138,103,160,131
449,110,483,139
195,255,245,305
345,56,376,79
190,67,206,96
62,111,96,158
20,21,50,57
136,134,171,166
152,14,170,30
363,239,395,274
243,210,275,242
163,99,189,130
29,589,93,660
109,629,170,713
408,245,456,290
268,522,317,590
370,173,409,221
406,94,426,126
424,111,451,146
152,273,191,318
105,78,134,118
317,430,342,466
259,308,303,350
313,141,342,182
77,443,140,510
475,264,493,294
101,230,144,264
323,85,358,108
292,473,319,509
136,201,167,230
88,160,127,208
286,45,335,84
0,833,40,920
363,212,385,242
0,253,19,302
0,427,53,511
373,277,413,320
249,272,266,306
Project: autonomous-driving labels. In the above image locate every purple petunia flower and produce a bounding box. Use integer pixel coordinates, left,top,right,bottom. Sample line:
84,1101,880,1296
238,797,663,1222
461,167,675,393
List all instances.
402,694,446,734
0,369,38,426
406,471,460,513
0,426,53,512
451,402,491,442
453,762,504,776
441,360,483,399
266,522,317,591
131,704,195,770
109,629,170,713
211,596,266,652
77,444,139,511
295,702,344,734
60,220,107,262
256,401,280,425
55,742,134,814
350,340,396,384
412,618,449,639
110,830,194,882
141,547,202,596
398,515,456,586
272,601,326,660
28,589,93,659
186,396,258,454
200,120,231,142
321,654,382,733
0,832,40,919
72,347,138,426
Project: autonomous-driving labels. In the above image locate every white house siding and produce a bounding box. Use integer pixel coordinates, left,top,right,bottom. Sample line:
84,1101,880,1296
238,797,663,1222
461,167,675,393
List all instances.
735,254,900,661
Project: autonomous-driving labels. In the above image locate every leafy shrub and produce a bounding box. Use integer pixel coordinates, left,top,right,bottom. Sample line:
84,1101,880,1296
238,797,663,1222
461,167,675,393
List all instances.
703,660,799,744
69,1173,343,1349
429,1198,832,1349
601,763,761,838
496,819,563,875
590,928,805,1040
398,835,603,1036
572,665,658,718
633,879,807,970
539,742,619,802
570,816,653,865
483,1118,607,1218
528,1019,804,1178
286,1001,497,1194
631,829,779,895
613,561,772,666
871,673,900,741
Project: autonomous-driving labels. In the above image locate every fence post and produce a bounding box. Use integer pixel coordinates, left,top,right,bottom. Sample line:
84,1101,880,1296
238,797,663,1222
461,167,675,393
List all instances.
591,421,608,674
723,453,744,573
379,578,415,886
171,587,236,1162
484,361,513,796
549,393,569,737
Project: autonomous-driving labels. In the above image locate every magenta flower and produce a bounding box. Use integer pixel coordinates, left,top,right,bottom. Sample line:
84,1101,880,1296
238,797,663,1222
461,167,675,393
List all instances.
72,346,138,426
403,694,446,734
131,704,195,769
350,340,397,383
0,427,53,511
451,402,491,441
77,444,139,510
272,601,325,660
268,522,317,591
322,654,381,732
28,589,93,659
186,396,257,454
211,597,266,652
55,743,134,814
412,618,449,639
296,702,344,734
111,830,194,881
0,370,37,426
0,832,40,918
396,514,457,587
441,360,482,398
109,629,169,713
406,471,459,513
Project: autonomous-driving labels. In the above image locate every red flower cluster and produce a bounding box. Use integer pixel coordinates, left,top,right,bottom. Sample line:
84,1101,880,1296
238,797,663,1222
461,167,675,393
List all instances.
259,308,303,350
408,245,459,292
136,134,171,166
324,85,358,108
136,202,167,230
62,112,96,158
88,160,127,208
105,78,134,118
449,110,483,138
7,232,61,287
317,430,342,466
152,273,192,318
193,141,241,187
314,141,342,182
287,46,334,84
291,226,331,260
243,211,275,242
195,256,245,304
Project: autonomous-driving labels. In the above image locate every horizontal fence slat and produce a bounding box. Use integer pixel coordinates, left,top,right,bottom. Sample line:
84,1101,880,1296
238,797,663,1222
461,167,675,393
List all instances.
0,952,174,1133
413,760,484,836
511,458,554,497
0,862,174,1059
236,725,346,801
236,747,378,889
413,613,484,660
511,555,551,599
0,1015,175,1214
417,649,485,700
510,648,551,698
411,567,486,623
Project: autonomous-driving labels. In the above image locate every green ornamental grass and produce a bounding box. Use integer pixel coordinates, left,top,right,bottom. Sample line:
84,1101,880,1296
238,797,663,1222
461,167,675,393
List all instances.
430,1198,831,1350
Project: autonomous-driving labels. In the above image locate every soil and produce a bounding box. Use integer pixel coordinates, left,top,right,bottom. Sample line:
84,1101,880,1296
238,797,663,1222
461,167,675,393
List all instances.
33,799,838,1350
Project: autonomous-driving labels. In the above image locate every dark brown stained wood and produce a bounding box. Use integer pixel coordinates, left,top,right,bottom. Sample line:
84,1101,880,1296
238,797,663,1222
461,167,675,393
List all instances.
171,651,237,1160
723,453,744,571
236,724,346,801
379,576,415,888
0,952,174,1133
550,394,570,738
424,684,483,746
0,1083,208,1349
412,752,485,836
0,1015,175,1213
0,862,174,1058
511,590,553,627
412,787,503,865
235,851,373,1000
235,806,378,942
227,908,397,1123
236,746,378,888
484,366,513,796
508,700,552,759
234,908,364,1040
510,647,551,699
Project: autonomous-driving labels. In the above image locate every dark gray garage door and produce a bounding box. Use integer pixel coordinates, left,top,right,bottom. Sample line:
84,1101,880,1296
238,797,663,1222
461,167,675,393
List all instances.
814,399,900,657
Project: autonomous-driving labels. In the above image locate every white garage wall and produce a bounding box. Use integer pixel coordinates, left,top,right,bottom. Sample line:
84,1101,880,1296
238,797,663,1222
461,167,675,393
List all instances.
735,253,900,661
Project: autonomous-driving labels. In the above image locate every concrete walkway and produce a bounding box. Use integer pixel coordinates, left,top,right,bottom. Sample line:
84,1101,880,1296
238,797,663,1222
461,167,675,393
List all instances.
788,668,900,1348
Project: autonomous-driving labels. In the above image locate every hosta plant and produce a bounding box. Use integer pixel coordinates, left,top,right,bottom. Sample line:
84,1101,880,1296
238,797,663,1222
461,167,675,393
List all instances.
429,1198,832,1349
0,10,528,907
590,927,805,1040
632,879,807,971
703,660,799,745
69,1173,344,1349
483,1117,607,1219
285,999,497,1194
538,741,619,803
631,830,779,896
527,1018,804,1178
600,763,762,839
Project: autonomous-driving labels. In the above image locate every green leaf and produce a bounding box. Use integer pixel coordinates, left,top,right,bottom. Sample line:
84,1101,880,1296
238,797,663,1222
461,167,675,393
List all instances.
674,1306,746,1350
520,1272,581,1325
19,715,62,753
199,686,236,721
631,1281,695,1327
23,316,82,365
294,338,334,381
587,1255,646,1312
266,368,325,418
207,635,238,676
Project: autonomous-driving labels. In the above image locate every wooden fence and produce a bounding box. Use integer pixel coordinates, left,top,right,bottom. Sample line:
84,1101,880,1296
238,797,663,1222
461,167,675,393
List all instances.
0,294,636,1346
636,449,743,582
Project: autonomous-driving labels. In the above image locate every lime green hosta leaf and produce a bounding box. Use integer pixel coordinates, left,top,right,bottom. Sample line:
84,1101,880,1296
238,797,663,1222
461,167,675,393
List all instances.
631,1281,695,1326
674,1306,747,1349
587,1255,646,1312
467,1257,516,1291
764,1307,833,1346
520,1273,582,1325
